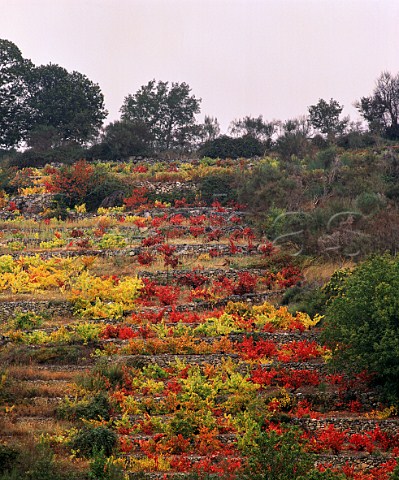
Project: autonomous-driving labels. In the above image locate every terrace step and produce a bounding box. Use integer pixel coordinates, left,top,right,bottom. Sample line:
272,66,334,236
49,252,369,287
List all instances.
116,413,399,436
122,452,395,479
0,343,97,366
292,416,399,434
5,243,261,259
112,353,240,368
0,415,71,441
102,330,320,345
17,378,72,391
8,365,85,380
134,291,283,314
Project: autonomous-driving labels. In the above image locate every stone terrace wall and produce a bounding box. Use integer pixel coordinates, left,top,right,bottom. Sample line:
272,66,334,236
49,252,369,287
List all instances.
0,300,73,322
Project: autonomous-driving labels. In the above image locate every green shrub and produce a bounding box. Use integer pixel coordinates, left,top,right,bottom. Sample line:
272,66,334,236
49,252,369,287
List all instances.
390,464,399,480
355,192,383,215
315,147,338,169
199,134,264,159
0,443,19,474
239,428,314,480
24,442,60,480
69,425,117,458
322,255,399,403
12,311,44,330
58,393,110,421
88,448,125,480
281,284,327,317
298,470,346,480
0,441,83,480
199,172,237,205
168,412,198,438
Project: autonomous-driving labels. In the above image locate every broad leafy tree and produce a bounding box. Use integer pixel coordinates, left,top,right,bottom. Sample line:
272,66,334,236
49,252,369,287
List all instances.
26,63,107,145
308,98,348,140
93,119,152,160
0,39,32,149
356,71,399,138
120,79,201,152
1,39,107,149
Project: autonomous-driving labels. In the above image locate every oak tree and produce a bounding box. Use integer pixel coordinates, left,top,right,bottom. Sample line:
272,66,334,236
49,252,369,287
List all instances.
120,79,201,152
0,39,32,149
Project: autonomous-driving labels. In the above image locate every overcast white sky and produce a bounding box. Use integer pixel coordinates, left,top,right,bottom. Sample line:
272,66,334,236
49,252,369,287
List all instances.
1,0,399,132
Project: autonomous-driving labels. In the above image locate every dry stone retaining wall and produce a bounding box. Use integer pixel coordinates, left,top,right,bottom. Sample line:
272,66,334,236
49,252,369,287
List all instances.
0,300,73,322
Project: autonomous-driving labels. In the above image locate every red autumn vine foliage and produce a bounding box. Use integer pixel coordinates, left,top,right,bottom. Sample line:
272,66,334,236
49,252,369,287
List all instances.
140,278,158,297
101,324,138,340
207,229,223,241
133,217,147,228
263,264,303,289
230,215,241,224
189,215,206,225
169,214,185,225
233,272,258,295
348,432,377,453
276,340,325,362
133,165,148,173
250,366,320,390
229,239,239,254
142,234,164,248
124,187,150,209
324,371,375,409
168,309,203,324
211,201,226,212
158,244,176,257
165,228,183,240
45,160,95,203
137,251,155,265
119,437,133,453
158,243,179,268
169,455,191,472
189,226,205,238
130,308,165,324
291,399,321,419
236,337,278,360
8,201,18,211
136,324,156,339
259,241,277,256
303,423,399,457
174,198,190,208
190,456,242,478
211,276,235,297
154,285,181,305
242,227,255,239
311,424,347,454
177,272,208,288
151,214,168,228
344,459,398,480
210,214,226,226
237,338,324,362
278,265,303,287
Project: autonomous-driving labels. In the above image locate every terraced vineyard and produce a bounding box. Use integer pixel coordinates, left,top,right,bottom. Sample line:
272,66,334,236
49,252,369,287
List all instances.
0,161,398,479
